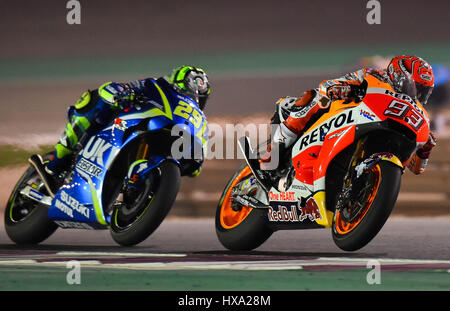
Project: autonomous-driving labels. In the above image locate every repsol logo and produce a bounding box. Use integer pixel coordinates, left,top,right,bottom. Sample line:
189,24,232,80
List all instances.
384,89,414,105
298,110,355,151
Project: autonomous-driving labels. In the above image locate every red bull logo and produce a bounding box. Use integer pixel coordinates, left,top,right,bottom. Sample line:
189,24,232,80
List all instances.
299,198,322,221
268,205,298,222
267,197,322,223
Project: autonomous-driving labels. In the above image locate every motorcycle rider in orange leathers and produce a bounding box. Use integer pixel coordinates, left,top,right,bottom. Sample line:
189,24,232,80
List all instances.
259,55,436,188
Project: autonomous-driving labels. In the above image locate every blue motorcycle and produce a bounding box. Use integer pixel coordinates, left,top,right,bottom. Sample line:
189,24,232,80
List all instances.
5,81,208,246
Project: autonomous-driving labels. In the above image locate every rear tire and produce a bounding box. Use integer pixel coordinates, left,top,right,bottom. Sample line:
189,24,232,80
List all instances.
215,163,272,251
4,166,57,245
332,161,402,251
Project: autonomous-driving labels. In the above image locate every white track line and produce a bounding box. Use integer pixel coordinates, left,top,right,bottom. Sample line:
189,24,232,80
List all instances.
1,255,450,271
56,251,187,257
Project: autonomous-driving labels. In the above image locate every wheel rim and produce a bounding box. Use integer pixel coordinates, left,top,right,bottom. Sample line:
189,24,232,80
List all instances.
8,195,38,223
334,164,381,235
219,166,253,229
112,168,160,230
8,171,42,223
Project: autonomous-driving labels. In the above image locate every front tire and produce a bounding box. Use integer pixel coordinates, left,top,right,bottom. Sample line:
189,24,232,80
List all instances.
332,161,402,251
110,161,180,246
215,163,272,251
4,166,58,245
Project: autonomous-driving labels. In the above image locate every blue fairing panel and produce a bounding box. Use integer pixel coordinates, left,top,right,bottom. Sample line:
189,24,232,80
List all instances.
47,78,208,229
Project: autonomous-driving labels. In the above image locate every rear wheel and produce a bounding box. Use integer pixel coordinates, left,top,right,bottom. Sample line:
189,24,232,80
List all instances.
215,163,272,251
332,161,402,251
4,166,57,245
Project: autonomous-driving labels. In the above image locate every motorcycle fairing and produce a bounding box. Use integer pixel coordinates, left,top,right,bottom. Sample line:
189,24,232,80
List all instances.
47,80,208,229
266,74,429,229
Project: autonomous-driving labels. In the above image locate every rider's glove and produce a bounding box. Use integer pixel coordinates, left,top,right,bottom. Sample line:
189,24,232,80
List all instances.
417,132,437,159
113,85,136,109
348,84,365,103
407,132,436,175
326,84,352,101
99,82,135,108
327,84,365,103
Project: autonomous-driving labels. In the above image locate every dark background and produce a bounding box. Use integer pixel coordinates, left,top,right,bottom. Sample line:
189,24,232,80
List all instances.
1,0,449,59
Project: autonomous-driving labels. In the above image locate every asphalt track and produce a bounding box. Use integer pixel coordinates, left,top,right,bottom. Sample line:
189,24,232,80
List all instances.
0,216,449,290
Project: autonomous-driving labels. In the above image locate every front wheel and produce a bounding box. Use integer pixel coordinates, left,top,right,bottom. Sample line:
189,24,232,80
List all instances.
332,161,402,251
110,160,180,246
215,163,273,251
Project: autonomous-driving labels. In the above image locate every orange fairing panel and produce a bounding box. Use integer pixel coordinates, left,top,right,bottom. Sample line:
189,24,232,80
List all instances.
314,125,356,180
292,145,322,185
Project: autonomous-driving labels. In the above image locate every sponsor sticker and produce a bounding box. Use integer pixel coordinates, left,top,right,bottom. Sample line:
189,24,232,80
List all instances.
360,109,376,121
327,129,346,140
60,191,90,218
268,204,299,222
268,191,295,201
81,137,114,166
113,118,128,131
54,199,74,218
298,197,322,221
76,158,103,178
298,109,355,151
267,196,322,223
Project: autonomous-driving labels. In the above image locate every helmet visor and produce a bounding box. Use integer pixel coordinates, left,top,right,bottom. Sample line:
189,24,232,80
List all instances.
415,83,433,105
185,71,209,97
394,76,416,98
396,77,433,105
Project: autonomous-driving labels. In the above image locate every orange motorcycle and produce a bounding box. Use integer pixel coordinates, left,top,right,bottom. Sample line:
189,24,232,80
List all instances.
216,75,430,251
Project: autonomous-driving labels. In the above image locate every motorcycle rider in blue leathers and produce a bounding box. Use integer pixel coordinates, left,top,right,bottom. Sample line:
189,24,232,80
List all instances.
29,66,211,196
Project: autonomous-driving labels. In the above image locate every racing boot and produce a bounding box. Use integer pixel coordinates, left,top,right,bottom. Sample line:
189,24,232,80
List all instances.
29,108,91,196
28,153,61,197
257,122,298,190
29,138,76,197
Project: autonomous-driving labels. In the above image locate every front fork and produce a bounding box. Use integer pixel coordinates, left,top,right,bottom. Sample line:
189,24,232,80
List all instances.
336,137,368,217
336,136,404,220
124,140,175,191
125,140,151,190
